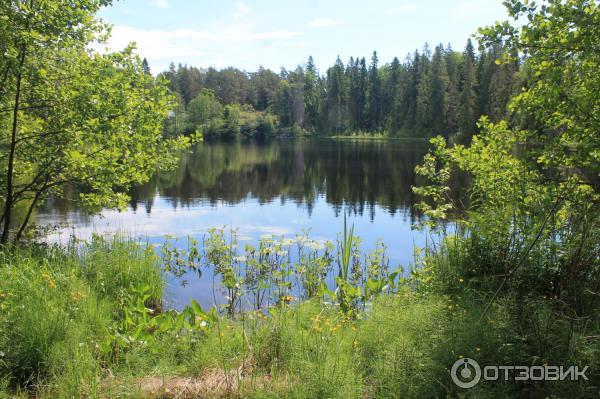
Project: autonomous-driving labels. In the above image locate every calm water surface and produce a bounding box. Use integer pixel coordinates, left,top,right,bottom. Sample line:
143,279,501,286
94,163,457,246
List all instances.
36,138,431,308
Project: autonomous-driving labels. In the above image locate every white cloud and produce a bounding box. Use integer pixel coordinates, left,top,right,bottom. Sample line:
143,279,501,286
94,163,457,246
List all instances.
150,0,169,8
390,3,417,14
306,18,344,28
233,3,252,19
98,24,302,71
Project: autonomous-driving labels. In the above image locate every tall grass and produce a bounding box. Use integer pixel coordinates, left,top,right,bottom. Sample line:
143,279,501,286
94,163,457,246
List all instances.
0,236,162,397
0,230,598,398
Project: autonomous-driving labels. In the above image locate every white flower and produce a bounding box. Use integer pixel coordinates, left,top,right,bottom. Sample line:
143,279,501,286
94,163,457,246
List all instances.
296,236,309,244
233,256,247,262
281,238,295,246
200,321,207,328
307,241,325,250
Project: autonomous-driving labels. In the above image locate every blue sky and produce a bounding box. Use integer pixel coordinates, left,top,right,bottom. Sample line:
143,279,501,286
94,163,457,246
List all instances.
98,0,510,74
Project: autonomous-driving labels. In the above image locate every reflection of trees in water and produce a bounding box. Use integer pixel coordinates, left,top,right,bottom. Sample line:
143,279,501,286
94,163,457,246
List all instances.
128,139,429,222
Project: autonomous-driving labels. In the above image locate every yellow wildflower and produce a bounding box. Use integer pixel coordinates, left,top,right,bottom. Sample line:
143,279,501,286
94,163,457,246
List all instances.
256,311,267,320
41,272,56,289
70,290,87,301
311,315,322,332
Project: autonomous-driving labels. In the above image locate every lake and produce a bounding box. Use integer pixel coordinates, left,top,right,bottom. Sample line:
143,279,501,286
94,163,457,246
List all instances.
35,138,432,309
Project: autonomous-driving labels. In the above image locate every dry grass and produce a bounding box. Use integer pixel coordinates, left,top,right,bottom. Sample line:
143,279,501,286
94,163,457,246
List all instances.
108,358,289,399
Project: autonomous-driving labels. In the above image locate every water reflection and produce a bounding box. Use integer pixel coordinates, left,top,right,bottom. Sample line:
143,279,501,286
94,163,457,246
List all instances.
128,139,428,221
36,138,432,308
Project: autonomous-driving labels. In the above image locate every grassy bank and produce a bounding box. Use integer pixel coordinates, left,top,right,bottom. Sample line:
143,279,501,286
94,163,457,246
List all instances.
0,229,597,398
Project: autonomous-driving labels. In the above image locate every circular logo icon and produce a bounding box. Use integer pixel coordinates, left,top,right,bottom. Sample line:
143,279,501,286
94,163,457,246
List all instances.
451,358,481,388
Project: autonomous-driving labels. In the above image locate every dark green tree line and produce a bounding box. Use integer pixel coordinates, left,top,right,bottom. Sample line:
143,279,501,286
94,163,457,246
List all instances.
160,39,521,139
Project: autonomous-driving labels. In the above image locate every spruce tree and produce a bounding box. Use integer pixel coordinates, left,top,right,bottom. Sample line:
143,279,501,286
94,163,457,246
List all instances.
142,58,151,75
444,44,460,135
415,44,432,132
403,51,420,134
458,39,478,142
346,56,358,130
384,57,401,133
487,45,519,122
367,51,382,131
304,56,321,131
430,44,449,135
358,57,368,130
476,49,492,119
326,56,348,133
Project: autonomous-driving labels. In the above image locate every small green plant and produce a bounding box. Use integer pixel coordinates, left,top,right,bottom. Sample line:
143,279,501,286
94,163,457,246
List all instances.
162,221,404,319
334,215,362,315
161,235,202,283
104,283,217,358
202,228,244,316
296,233,335,299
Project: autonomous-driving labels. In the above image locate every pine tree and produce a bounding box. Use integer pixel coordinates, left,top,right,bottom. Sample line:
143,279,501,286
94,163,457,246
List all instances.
415,44,432,131
346,56,358,130
367,51,382,131
429,44,449,135
384,57,401,133
487,45,519,122
142,58,151,75
304,56,321,131
153,38,520,138
458,39,478,142
390,54,412,134
176,64,197,105
289,66,305,127
402,51,420,134
476,49,492,119
444,44,460,135
358,57,368,130
166,62,178,92
326,56,348,133
250,66,280,111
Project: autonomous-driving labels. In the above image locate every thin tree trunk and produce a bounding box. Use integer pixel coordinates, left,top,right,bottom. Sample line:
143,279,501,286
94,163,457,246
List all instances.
14,178,48,243
0,48,26,244
0,64,12,101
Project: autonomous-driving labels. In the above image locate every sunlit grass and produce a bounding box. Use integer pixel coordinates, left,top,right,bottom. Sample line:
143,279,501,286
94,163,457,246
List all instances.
0,232,598,398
